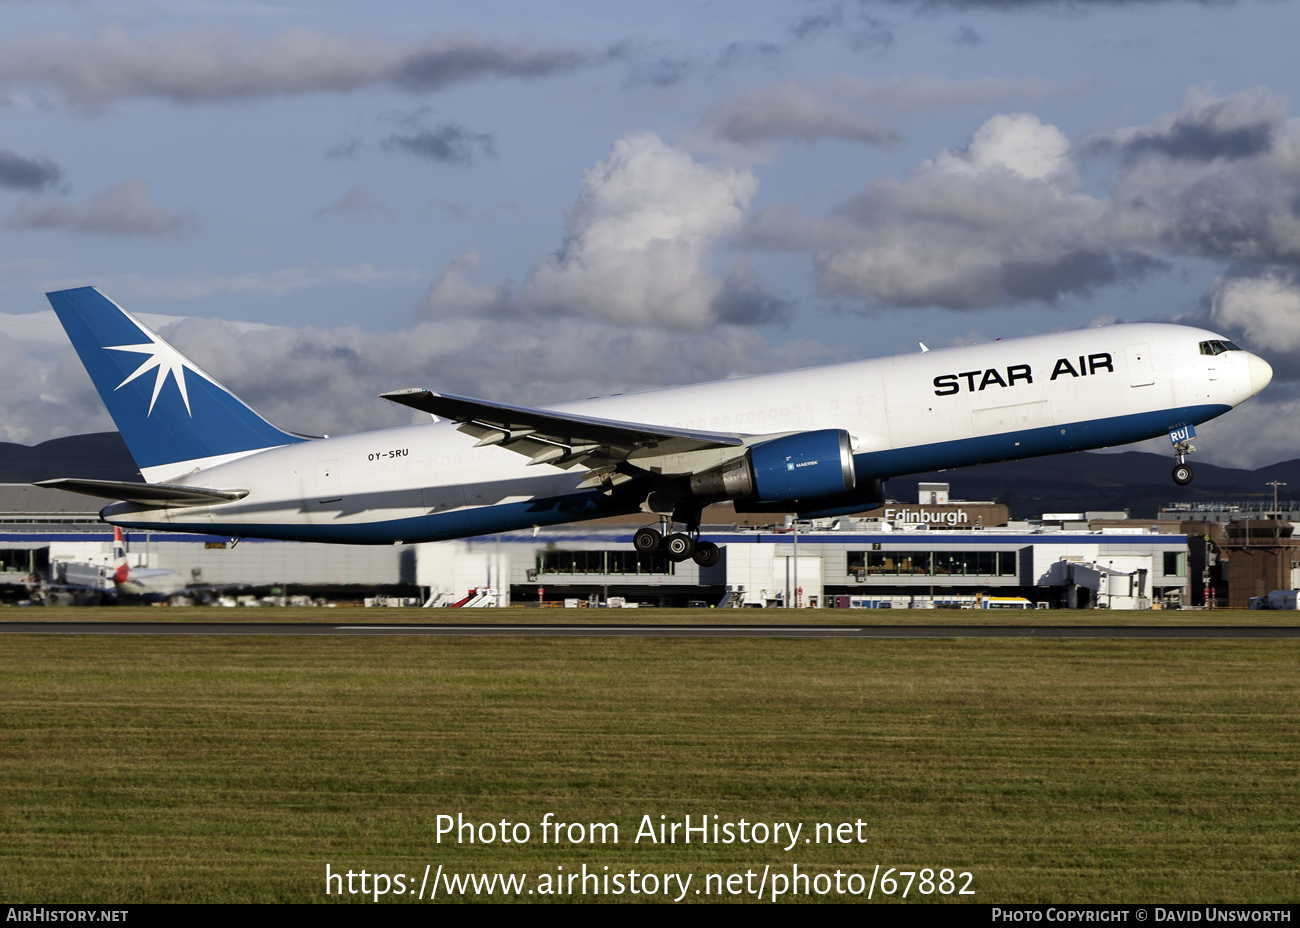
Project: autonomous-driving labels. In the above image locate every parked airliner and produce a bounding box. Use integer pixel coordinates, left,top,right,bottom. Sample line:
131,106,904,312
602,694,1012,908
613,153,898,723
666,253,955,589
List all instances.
107,526,188,601
38,288,1271,568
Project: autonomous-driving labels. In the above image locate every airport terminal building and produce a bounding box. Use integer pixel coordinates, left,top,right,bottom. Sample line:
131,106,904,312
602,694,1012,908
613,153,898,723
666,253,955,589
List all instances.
0,482,1191,609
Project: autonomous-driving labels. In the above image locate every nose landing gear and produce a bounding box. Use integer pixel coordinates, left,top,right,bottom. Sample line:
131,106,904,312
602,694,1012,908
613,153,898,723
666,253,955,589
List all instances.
1172,439,1195,486
1169,425,1197,486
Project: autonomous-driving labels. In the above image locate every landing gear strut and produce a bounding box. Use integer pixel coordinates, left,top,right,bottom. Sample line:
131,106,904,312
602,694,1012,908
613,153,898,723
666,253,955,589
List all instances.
1172,439,1195,486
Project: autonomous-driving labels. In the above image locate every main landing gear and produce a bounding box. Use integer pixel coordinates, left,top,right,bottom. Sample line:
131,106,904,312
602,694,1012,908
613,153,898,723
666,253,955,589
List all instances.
633,520,720,568
1172,439,1195,487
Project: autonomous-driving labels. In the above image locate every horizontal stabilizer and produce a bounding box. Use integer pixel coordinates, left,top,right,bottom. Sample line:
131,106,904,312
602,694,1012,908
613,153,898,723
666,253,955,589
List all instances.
35,478,248,508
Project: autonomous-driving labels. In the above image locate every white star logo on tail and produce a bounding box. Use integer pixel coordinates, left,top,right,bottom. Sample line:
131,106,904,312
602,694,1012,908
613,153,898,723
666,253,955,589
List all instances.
106,319,212,417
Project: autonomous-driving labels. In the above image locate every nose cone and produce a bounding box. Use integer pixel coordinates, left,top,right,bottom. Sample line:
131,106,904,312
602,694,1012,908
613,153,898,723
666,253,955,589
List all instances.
1248,353,1274,396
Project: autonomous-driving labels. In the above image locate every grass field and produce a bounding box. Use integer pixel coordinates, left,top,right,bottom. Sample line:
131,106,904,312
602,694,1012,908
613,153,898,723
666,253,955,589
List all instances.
2,628,1298,903
5,605,1299,626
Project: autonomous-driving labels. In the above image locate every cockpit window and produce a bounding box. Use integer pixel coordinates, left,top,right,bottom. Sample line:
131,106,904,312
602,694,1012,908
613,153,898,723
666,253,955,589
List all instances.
1199,340,1240,355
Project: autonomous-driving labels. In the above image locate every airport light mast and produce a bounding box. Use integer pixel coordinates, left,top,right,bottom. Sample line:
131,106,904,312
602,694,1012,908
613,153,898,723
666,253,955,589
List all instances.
1267,480,1286,517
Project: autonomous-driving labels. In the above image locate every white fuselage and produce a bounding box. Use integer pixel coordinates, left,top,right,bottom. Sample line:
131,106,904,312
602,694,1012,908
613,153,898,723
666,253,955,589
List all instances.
115,567,187,600
104,323,1270,543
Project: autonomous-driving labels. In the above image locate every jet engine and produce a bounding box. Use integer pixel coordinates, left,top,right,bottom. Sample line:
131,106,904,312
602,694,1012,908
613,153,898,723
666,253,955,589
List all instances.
688,429,855,503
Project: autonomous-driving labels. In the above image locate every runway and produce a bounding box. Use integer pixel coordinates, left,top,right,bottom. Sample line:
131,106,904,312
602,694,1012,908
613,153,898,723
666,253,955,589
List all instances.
3,622,1300,638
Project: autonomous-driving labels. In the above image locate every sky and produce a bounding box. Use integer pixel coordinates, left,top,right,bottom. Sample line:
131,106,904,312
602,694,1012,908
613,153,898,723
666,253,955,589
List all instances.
3,0,1300,470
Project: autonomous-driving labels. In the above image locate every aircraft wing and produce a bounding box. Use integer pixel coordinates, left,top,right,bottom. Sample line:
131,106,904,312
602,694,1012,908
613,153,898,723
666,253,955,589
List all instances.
381,388,744,489
35,478,249,507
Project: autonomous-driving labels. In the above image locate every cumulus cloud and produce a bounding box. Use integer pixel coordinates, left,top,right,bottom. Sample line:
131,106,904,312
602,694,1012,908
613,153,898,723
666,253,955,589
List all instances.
739,112,1145,307
1209,269,1300,352
738,88,1300,310
0,148,63,192
4,178,195,237
422,251,513,317
1083,86,1285,162
1099,91,1300,266
517,134,764,330
712,260,794,325
937,111,1078,183
417,135,786,330
0,26,593,108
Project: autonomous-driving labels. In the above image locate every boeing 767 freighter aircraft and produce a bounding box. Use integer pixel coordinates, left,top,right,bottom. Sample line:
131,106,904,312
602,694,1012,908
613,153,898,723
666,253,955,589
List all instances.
37,287,1272,568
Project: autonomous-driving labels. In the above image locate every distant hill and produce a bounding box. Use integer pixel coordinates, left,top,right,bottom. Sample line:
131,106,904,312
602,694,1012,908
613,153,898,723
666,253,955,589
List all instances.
0,432,1294,519
0,432,141,483
902,451,1300,519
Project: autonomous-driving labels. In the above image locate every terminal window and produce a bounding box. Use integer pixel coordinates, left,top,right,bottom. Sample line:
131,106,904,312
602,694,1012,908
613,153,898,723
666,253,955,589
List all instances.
0,548,47,575
1162,551,1186,576
538,550,674,576
848,550,1017,577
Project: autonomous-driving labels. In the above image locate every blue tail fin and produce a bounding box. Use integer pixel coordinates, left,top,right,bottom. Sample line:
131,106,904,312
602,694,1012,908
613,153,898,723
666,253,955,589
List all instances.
47,287,305,475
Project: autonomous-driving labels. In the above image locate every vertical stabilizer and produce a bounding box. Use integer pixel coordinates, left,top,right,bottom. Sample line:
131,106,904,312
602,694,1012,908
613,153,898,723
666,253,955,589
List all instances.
47,287,305,479
112,526,129,584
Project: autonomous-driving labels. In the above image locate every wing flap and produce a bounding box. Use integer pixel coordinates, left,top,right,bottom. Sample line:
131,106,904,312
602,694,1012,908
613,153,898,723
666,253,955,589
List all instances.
380,388,743,475
36,478,249,508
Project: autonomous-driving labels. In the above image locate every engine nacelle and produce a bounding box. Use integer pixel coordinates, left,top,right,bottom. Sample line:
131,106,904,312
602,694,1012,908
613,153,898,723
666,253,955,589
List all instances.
750,429,856,501
688,429,855,503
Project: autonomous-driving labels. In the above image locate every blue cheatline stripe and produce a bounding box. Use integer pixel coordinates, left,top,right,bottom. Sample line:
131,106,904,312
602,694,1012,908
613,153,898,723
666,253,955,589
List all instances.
105,403,1229,543
111,489,640,544
857,403,1231,477
47,287,306,469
